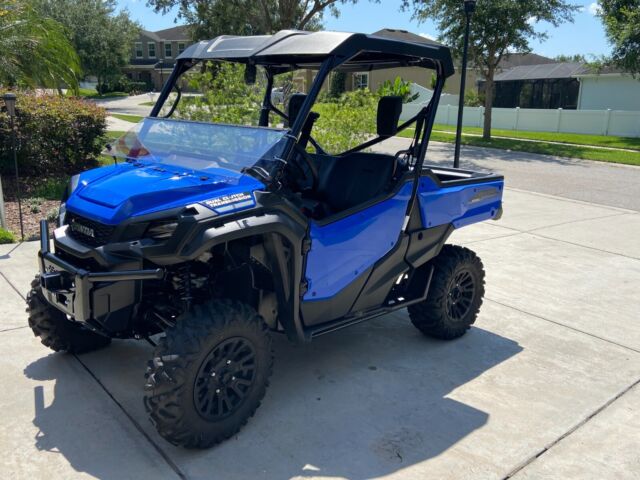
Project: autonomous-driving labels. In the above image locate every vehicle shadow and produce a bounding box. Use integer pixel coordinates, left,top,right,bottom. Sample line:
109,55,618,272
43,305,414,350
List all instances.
24,313,522,480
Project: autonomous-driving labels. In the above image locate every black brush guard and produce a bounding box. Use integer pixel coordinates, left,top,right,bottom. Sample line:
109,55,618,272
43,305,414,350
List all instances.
38,220,164,323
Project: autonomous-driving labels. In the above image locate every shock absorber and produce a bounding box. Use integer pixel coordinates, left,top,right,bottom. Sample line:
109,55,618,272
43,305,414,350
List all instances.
172,264,193,310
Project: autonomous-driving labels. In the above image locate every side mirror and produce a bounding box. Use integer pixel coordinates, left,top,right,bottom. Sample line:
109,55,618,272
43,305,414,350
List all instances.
244,64,257,85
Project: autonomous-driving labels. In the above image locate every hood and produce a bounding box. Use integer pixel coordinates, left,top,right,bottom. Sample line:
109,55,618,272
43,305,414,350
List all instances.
65,162,264,225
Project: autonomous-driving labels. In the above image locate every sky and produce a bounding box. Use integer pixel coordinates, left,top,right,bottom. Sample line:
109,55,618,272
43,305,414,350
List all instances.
117,0,611,59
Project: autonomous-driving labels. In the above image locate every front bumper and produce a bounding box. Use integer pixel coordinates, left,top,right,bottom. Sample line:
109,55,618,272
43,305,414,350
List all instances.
38,220,164,325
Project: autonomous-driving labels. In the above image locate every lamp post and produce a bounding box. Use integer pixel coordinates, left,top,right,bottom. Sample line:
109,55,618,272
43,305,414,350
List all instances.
3,93,23,240
453,0,476,169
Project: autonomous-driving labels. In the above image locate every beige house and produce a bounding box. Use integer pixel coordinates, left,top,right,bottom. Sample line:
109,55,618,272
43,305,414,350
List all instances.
124,26,193,91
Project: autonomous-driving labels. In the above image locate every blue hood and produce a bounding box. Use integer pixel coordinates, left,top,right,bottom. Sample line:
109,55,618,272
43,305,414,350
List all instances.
65,162,264,225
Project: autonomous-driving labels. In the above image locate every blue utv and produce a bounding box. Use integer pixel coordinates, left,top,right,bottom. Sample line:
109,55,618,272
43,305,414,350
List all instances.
28,30,504,448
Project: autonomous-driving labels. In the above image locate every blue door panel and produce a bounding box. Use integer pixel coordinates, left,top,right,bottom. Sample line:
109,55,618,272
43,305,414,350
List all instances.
417,177,503,229
303,181,413,301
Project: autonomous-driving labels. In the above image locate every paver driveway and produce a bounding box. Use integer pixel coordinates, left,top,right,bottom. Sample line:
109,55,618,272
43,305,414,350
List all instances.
1,145,639,479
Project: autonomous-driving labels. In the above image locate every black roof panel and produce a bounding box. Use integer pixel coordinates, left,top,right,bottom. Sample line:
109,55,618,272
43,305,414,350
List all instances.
178,30,454,77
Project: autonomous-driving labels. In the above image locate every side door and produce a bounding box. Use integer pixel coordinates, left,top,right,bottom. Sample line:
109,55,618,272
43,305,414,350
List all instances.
300,181,413,324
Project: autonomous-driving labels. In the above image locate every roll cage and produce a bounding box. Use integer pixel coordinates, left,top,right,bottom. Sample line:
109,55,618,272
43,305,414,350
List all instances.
150,30,455,196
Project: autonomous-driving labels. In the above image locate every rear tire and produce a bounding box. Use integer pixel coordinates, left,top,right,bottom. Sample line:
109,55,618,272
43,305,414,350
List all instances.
27,276,111,353
144,300,274,449
408,245,485,340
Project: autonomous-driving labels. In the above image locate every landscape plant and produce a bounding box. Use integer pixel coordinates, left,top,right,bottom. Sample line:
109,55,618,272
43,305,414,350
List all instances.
0,0,80,91
0,92,107,176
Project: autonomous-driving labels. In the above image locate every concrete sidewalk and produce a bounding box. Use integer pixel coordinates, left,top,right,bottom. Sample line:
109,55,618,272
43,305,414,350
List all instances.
1,187,639,479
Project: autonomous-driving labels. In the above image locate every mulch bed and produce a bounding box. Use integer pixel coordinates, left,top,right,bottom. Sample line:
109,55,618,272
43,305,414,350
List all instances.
4,200,58,241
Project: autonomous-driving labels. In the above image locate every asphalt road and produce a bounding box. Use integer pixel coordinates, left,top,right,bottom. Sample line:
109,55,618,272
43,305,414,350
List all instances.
375,137,640,211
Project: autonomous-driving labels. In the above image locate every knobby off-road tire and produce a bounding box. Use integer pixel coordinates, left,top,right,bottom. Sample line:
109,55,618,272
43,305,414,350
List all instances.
27,276,111,353
408,245,485,340
144,300,274,449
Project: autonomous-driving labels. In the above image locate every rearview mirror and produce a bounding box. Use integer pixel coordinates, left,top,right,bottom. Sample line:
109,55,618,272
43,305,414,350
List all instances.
244,64,257,85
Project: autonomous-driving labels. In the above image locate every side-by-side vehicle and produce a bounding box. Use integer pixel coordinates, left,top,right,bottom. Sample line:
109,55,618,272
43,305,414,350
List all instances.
28,30,504,448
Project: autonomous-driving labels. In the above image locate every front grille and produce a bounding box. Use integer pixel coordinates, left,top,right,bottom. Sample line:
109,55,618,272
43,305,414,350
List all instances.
66,212,116,247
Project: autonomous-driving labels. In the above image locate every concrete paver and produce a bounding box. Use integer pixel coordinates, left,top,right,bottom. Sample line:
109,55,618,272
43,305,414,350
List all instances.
0,241,40,298
514,383,640,480
471,233,640,351
534,212,640,259
0,275,27,330
496,189,630,232
78,300,640,479
1,161,640,478
0,328,179,480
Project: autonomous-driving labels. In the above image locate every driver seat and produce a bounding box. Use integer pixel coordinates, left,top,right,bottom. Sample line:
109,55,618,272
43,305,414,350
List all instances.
287,93,320,150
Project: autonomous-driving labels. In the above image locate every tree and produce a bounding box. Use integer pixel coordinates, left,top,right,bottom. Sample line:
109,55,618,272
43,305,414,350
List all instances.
554,53,587,63
0,0,80,91
598,0,640,74
404,0,579,139
147,0,364,39
34,0,140,90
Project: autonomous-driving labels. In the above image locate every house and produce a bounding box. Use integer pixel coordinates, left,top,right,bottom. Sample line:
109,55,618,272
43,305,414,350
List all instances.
575,67,640,111
488,62,588,109
124,26,193,90
487,61,640,111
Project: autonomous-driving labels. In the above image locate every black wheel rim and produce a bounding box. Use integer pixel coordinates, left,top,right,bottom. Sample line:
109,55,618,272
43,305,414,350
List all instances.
193,337,257,421
446,269,475,322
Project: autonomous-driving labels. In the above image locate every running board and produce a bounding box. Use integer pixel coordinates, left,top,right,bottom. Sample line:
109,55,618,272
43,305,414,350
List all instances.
307,266,434,339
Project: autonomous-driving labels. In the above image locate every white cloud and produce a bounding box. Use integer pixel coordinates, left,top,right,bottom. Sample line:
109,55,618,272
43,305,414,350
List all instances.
419,32,436,41
527,16,538,25
588,2,602,15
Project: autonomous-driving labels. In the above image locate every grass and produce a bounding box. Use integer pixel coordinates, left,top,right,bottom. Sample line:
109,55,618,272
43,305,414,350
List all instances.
68,88,129,99
428,124,640,151
399,128,640,166
110,113,144,123
0,227,16,244
100,131,126,165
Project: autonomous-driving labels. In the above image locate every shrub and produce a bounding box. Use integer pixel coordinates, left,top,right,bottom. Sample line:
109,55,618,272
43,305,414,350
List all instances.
312,89,377,154
26,197,45,214
329,71,347,98
174,63,264,125
0,228,16,244
97,75,150,95
0,91,107,176
377,77,419,103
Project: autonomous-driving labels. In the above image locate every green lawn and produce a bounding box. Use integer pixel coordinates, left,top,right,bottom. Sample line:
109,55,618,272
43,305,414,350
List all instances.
428,124,640,151
110,113,144,123
399,128,640,166
68,88,129,99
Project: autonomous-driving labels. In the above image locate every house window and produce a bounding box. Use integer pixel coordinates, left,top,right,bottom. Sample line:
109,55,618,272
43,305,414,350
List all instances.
178,42,186,54
148,42,156,58
164,43,172,58
353,72,369,90
135,42,143,58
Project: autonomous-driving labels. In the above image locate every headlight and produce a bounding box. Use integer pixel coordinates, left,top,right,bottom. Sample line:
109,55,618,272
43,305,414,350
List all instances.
145,219,179,240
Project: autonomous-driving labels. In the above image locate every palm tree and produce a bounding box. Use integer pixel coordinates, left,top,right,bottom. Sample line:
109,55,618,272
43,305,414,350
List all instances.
0,0,80,92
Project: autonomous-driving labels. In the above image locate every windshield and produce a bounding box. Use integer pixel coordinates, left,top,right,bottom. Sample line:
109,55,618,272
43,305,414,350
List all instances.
105,118,287,174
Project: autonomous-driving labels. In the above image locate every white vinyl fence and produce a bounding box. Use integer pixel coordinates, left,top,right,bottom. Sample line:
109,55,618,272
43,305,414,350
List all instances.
401,102,640,137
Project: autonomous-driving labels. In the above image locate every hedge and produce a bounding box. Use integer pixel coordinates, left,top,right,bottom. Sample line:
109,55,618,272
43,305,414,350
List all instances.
0,92,107,176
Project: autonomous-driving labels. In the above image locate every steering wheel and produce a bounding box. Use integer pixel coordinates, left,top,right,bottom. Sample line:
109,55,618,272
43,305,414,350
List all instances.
286,145,319,192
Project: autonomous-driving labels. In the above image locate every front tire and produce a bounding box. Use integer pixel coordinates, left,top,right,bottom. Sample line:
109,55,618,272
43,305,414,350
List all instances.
144,300,274,449
408,245,485,340
27,276,111,353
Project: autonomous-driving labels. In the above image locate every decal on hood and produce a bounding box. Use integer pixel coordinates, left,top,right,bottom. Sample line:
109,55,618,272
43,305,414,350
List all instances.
201,192,255,214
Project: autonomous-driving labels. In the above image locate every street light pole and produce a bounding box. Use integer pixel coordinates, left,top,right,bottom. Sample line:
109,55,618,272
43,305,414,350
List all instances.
453,0,476,169
2,93,23,240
